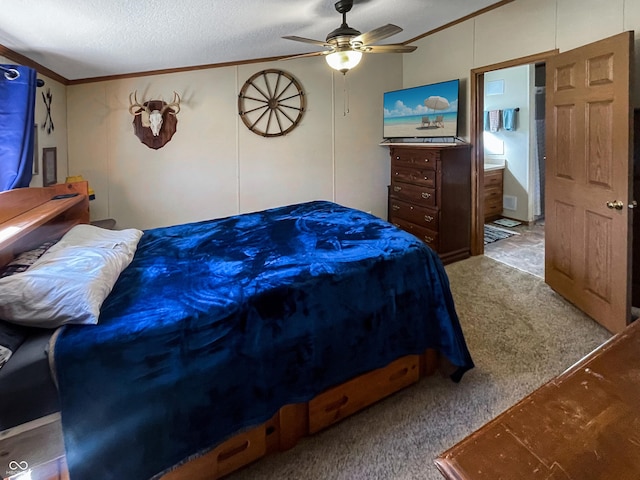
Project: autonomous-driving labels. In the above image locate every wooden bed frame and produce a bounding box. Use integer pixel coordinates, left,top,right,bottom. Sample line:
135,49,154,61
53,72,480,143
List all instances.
0,184,441,480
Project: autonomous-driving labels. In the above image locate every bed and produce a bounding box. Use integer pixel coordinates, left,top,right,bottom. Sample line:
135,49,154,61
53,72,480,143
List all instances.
0,183,474,480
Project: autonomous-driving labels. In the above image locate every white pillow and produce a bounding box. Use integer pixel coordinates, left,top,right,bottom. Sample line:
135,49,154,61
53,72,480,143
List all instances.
0,226,142,328
46,224,143,257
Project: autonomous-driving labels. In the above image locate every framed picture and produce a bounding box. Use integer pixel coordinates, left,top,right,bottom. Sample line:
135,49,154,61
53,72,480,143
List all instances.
42,147,57,186
32,124,39,175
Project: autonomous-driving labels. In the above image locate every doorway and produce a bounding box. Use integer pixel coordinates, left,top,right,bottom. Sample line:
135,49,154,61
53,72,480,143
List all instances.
472,33,634,334
469,50,556,259
480,62,546,278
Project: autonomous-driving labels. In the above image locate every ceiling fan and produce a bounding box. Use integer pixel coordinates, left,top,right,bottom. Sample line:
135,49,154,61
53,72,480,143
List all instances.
282,0,417,74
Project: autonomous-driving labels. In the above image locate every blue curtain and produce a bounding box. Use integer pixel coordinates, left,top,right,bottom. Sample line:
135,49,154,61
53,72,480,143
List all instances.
0,65,37,191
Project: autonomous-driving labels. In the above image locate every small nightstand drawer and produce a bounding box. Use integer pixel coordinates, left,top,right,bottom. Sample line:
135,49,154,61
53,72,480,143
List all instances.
389,198,439,230
390,181,436,207
391,165,436,188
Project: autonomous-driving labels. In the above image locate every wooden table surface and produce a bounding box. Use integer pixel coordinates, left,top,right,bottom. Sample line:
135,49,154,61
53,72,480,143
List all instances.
435,319,640,480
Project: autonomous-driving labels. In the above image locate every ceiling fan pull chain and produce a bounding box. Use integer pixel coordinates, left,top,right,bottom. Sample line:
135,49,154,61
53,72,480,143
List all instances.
343,74,350,116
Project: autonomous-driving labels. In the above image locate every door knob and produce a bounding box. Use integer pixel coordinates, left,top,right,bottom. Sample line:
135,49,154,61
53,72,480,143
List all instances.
606,200,624,210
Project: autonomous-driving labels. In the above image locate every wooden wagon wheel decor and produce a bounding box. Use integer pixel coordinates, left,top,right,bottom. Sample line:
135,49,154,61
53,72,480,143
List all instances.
238,69,306,137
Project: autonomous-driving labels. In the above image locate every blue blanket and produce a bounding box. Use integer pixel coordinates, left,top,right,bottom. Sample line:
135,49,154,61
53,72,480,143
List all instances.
52,201,473,480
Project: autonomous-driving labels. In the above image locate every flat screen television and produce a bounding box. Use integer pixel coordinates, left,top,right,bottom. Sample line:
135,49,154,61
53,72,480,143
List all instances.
383,79,459,140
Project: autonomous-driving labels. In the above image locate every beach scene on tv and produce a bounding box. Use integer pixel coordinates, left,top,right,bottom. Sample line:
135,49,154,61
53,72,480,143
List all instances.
383,80,459,139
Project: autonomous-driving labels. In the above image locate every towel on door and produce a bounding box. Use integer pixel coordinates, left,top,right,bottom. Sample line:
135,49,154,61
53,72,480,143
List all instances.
502,108,517,131
489,110,501,132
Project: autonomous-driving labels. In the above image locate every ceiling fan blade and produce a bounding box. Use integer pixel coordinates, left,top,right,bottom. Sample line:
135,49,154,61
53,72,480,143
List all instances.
361,44,417,53
282,51,330,60
351,24,403,46
282,35,330,48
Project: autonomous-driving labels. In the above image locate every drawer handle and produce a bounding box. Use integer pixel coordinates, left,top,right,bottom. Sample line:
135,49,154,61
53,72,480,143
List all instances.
393,186,402,192
424,235,434,243
394,171,399,175
218,440,250,462
393,223,401,227
392,204,400,211
424,215,433,222
421,192,431,199
424,176,430,181
396,156,400,160
424,158,429,163
324,395,349,413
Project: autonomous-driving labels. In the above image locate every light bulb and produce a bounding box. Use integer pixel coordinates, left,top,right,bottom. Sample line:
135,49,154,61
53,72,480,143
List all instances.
325,50,363,74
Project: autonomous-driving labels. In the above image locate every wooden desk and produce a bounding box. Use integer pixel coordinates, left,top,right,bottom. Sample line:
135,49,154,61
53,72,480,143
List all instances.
435,320,640,480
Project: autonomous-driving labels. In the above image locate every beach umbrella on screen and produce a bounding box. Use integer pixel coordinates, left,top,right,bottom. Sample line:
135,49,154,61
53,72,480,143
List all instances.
424,96,450,111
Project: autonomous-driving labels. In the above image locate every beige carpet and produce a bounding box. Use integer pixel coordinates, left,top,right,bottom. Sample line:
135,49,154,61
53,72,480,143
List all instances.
228,255,611,480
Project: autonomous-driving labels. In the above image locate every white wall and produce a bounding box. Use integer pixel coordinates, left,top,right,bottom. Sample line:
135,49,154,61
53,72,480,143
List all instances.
404,0,640,141
14,0,640,229
67,55,402,229
1,55,69,187
484,65,532,222
402,20,474,140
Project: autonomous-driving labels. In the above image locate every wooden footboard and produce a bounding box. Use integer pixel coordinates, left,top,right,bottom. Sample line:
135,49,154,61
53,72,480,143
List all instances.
161,349,440,480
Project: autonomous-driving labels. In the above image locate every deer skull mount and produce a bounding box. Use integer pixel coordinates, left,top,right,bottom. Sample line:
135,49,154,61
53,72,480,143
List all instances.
128,91,181,149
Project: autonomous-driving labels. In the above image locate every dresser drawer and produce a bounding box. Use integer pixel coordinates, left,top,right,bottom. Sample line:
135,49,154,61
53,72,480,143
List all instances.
390,217,439,250
484,169,503,188
391,165,436,188
389,198,439,230
484,185,502,206
390,181,436,207
485,202,503,218
391,149,438,169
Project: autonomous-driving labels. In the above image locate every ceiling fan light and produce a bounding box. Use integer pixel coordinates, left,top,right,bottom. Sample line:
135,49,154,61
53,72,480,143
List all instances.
325,50,362,74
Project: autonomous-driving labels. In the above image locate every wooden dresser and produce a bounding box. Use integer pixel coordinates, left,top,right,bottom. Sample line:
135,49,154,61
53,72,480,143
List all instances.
388,144,471,264
483,168,504,223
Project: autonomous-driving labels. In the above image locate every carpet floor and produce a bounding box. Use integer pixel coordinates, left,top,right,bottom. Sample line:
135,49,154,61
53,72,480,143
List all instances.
228,256,611,480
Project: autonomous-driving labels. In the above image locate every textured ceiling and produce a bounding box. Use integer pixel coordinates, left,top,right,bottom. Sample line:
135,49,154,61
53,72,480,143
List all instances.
0,0,503,81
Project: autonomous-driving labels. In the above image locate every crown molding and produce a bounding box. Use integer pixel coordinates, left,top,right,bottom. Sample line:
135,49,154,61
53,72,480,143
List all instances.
0,45,69,85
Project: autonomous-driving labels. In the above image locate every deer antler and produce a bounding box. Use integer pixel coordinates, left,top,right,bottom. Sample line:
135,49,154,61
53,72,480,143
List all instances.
128,91,148,115
161,92,181,115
